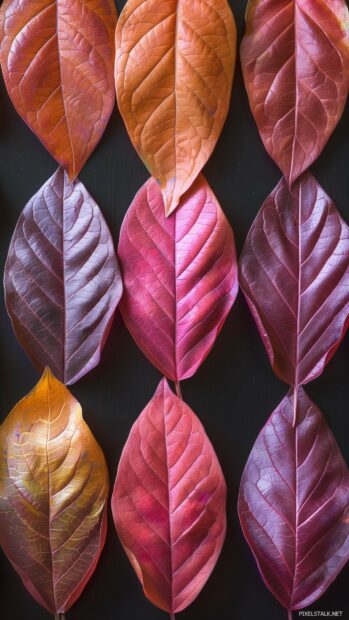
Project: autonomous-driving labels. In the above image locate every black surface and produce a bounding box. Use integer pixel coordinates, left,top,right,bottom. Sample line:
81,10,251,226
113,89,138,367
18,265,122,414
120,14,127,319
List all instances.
0,1,348,619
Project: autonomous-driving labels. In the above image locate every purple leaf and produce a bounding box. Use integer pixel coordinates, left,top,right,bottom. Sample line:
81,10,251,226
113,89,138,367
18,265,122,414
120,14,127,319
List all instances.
118,174,238,381
238,387,349,611
239,172,349,386
4,167,122,384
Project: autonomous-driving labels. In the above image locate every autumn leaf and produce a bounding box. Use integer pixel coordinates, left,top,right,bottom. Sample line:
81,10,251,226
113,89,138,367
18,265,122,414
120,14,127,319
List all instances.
118,174,238,381
239,173,349,386
0,0,117,178
115,0,236,215
241,0,349,184
0,368,109,616
4,167,122,385
239,387,349,612
112,378,226,615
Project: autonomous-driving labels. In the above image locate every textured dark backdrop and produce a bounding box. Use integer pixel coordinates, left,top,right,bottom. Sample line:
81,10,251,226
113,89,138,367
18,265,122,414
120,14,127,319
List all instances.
1,0,348,619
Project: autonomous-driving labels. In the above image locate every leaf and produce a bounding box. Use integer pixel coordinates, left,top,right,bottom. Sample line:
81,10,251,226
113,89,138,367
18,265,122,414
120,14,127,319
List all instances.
0,368,109,615
4,167,122,385
240,0,349,184
118,174,238,382
115,0,236,215
111,377,226,614
238,387,349,611
239,172,349,386
0,0,117,179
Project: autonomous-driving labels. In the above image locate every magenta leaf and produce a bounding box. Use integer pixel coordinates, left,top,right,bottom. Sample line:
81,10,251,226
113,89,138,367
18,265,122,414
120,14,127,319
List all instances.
239,172,349,386
238,387,349,611
111,378,227,614
118,175,238,381
4,167,122,384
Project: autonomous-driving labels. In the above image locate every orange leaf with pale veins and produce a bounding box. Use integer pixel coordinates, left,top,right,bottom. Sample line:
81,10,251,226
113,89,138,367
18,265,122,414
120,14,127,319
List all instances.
0,0,117,179
115,0,236,216
0,368,109,615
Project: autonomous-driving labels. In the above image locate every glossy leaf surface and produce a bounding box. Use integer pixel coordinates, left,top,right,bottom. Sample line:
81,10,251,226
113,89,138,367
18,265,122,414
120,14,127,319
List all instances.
0,0,117,178
238,387,349,610
118,175,238,381
0,368,109,615
239,173,349,386
115,0,236,215
241,0,349,184
112,378,226,614
4,167,122,384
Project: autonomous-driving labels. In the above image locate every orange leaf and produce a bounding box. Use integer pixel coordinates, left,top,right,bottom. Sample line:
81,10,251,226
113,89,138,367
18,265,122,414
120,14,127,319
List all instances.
0,368,109,615
115,0,236,215
0,0,117,179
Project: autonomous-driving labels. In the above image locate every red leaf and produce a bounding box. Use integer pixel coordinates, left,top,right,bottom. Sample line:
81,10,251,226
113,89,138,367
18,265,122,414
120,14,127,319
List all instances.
4,167,122,384
118,175,238,381
238,387,349,611
239,173,349,386
0,0,117,179
111,378,227,614
240,0,349,184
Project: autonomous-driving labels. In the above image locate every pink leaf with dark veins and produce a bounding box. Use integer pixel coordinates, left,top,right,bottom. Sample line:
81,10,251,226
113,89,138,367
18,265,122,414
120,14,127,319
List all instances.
240,0,349,184
117,175,238,381
238,387,349,611
111,377,227,614
4,167,122,384
239,173,349,386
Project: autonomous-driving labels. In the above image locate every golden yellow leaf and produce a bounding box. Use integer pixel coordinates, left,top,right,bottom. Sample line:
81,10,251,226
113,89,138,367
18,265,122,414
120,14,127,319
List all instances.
0,368,109,615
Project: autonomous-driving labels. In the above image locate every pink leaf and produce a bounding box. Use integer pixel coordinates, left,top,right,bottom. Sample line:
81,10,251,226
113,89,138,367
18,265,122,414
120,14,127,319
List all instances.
111,378,227,614
241,0,349,184
239,172,349,386
4,167,122,384
238,387,349,611
118,175,238,381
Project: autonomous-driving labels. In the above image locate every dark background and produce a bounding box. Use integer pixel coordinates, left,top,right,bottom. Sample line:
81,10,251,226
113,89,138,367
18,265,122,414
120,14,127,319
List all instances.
0,0,348,618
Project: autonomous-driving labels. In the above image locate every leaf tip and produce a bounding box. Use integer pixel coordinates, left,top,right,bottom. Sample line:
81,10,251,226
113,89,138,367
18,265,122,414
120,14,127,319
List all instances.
37,367,66,397
163,185,180,217
165,203,177,217
66,163,79,184
41,365,52,379
156,376,171,397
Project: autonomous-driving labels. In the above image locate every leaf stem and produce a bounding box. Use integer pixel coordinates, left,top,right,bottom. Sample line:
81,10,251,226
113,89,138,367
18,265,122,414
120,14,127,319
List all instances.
288,610,293,620
292,385,298,428
170,614,176,620
175,381,182,399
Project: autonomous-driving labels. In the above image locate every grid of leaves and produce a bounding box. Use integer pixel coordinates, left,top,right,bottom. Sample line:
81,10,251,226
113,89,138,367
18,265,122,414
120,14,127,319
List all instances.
238,0,349,617
112,0,239,617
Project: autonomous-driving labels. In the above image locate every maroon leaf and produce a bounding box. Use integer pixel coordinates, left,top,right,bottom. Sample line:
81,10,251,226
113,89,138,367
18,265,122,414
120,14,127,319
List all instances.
111,378,227,614
239,173,349,386
4,167,122,384
238,387,349,611
117,175,238,381
240,0,349,184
